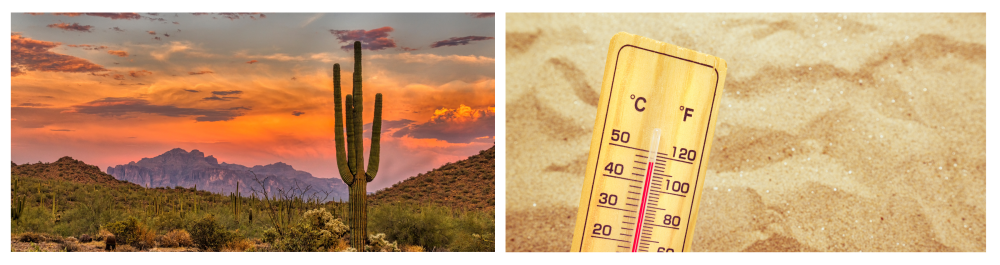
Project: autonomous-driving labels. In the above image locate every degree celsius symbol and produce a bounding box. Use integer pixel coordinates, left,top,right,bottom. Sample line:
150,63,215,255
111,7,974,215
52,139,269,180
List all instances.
632,94,646,112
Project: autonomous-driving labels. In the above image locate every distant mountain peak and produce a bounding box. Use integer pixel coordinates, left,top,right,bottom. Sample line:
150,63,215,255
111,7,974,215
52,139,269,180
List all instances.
106,148,348,201
255,162,294,171
165,147,189,154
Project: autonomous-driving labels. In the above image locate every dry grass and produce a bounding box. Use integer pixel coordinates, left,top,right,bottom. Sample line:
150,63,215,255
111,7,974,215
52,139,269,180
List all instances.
159,229,193,248
402,245,425,252
96,229,114,241
325,238,352,252
131,223,157,250
18,232,45,243
222,238,255,252
115,245,137,252
60,240,80,252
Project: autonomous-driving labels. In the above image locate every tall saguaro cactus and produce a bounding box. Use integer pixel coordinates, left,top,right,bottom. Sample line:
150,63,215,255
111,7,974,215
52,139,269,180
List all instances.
333,41,383,251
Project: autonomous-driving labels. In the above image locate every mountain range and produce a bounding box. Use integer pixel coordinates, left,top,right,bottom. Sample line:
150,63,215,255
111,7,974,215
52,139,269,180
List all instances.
106,148,349,201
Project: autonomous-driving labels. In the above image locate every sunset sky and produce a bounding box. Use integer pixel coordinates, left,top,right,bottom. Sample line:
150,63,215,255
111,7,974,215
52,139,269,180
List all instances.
10,13,495,191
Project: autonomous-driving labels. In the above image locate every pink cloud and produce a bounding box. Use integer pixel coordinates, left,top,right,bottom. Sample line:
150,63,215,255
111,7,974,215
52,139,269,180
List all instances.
11,33,107,76
329,26,398,51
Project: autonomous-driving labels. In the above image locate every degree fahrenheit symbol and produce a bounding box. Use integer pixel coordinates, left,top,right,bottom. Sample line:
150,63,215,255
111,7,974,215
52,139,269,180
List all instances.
681,106,694,122
635,96,646,112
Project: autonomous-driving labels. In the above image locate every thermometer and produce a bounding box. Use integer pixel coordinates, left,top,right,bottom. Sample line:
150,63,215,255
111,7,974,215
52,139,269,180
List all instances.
571,32,727,252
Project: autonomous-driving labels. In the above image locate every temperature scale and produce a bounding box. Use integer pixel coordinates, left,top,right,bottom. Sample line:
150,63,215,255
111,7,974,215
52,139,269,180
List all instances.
571,32,727,252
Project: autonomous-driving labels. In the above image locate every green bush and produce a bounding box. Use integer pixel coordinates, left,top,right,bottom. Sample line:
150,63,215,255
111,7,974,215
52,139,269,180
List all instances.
450,210,495,252
188,214,234,251
369,204,453,251
152,211,188,232
272,208,349,252
365,233,400,252
102,217,142,246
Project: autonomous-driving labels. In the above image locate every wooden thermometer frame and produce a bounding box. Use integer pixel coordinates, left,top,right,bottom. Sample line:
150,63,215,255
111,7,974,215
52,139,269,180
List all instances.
571,32,727,252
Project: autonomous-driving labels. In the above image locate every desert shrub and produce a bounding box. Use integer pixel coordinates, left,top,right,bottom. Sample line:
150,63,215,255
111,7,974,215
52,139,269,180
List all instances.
369,203,453,251
97,229,114,241
19,232,45,243
13,207,52,234
188,214,234,251
102,217,142,246
223,238,256,252
402,245,425,252
272,208,349,252
115,245,137,252
449,211,495,252
152,211,188,232
60,240,80,252
365,233,400,252
261,227,279,244
155,235,170,247
163,229,193,247
132,224,157,250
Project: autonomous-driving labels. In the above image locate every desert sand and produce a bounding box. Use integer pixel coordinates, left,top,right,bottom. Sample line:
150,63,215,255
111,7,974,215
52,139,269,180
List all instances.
505,13,984,252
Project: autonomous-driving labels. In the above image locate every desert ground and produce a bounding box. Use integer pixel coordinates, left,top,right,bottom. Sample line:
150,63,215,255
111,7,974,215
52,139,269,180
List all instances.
505,13,985,252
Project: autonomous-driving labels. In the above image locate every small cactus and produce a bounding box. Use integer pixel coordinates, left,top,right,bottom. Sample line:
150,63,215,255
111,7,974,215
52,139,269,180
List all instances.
11,176,27,223
230,181,241,224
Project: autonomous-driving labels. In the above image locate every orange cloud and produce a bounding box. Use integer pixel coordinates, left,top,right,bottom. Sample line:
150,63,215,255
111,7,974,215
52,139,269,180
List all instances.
392,104,495,143
246,60,258,64
112,74,125,80
129,70,152,78
147,31,156,35
188,70,214,75
47,23,93,32
52,13,83,17
11,33,107,76
107,50,128,57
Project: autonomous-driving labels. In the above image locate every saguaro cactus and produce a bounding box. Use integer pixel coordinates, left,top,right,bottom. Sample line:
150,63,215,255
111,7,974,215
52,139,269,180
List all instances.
333,41,383,251
11,176,26,223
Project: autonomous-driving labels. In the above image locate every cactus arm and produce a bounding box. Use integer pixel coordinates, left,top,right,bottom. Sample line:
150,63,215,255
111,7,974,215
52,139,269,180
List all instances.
352,41,365,172
366,93,382,182
332,64,353,179
344,94,357,186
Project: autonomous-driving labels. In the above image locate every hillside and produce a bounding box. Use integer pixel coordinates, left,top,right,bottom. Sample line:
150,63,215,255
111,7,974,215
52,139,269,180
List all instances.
106,148,348,201
12,157,137,187
368,146,495,211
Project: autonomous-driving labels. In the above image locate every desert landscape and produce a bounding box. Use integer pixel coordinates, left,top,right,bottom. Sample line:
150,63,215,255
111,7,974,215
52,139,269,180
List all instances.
11,12,496,252
505,13,984,252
